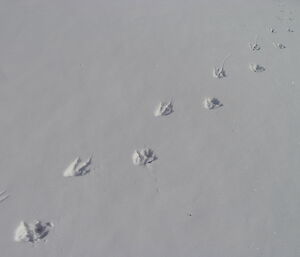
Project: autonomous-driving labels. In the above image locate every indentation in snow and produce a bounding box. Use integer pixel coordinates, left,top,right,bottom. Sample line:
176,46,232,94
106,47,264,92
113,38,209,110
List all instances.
249,64,265,72
132,148,157,166
14,221,53,244
0,190,9,203
154,101,174,117
249,35,261,51
203,97,223,110
63,155,93,177
213,54,231,79
273,42,286,49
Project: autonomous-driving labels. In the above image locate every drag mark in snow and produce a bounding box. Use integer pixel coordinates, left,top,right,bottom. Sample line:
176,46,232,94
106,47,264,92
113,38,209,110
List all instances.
63,155,93,177
14,221,54,244
0,190,9,204
132,148,157,166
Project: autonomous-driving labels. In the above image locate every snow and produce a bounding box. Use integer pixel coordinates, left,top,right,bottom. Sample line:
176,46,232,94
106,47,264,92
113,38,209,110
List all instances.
0,0,300,256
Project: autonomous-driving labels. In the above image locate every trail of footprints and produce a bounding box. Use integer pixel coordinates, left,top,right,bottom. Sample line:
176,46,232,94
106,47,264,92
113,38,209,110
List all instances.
11,2,296,246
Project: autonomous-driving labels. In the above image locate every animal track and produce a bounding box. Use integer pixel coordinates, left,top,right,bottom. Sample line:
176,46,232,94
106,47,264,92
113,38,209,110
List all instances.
249,35,261,51
213,54,231,79
273,42,286,49
249,64,265,72
63,155,93,177
287,28,294,32
132,148,157,166
14,221,54,244
154,101,174,117
203,97,223,110
0,190,9,203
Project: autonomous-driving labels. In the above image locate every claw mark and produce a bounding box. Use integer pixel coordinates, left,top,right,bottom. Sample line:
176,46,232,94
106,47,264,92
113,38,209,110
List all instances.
213,54,231,79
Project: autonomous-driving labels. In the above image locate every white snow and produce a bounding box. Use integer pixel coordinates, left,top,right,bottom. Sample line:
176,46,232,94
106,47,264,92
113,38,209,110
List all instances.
1,0,300,256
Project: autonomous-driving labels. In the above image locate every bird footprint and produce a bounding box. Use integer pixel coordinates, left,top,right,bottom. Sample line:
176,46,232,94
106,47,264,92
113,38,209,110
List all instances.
273,42,286,49
249,64,265,72
249,35,261,51
154,101,174,117
213,54,231,79
63,155,93,177
203,97,223,110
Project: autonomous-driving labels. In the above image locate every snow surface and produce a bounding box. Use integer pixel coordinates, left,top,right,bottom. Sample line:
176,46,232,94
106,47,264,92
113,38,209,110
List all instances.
0,0,300,256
